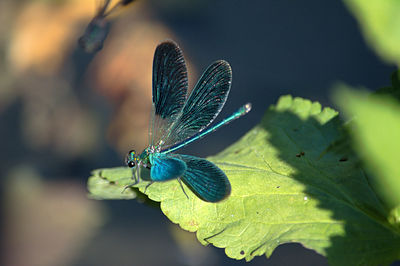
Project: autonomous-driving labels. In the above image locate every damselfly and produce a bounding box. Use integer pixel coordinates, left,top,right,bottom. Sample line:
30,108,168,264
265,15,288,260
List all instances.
126,41,251,202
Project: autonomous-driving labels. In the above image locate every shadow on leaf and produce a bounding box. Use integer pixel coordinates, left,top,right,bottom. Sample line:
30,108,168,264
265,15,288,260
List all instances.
258,96,400,265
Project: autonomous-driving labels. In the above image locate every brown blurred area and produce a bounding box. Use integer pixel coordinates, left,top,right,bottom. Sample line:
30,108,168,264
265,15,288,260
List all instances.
4,0,193,155
88,1,182,153
1,0,198,265
8,0,92,76
4,166,105,266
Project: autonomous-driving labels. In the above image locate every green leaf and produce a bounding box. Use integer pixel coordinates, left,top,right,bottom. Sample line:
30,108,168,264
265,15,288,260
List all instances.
88,95,400,265
374,70,400,102
88,168,137,200
335,86,400,209
343,0,400,65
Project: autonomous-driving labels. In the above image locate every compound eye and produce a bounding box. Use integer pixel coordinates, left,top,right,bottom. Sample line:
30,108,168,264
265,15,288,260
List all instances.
125,150,136,164
127,160,136,168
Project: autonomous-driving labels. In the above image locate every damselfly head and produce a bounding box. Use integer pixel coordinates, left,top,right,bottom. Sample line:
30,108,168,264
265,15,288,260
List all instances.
125,149,137,168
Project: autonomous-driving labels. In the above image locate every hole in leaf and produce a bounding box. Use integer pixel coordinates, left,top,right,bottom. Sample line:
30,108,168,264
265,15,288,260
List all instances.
296,151,305,157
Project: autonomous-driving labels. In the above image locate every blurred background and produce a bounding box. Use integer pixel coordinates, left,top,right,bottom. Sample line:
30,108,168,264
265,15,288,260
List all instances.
0,0,396,265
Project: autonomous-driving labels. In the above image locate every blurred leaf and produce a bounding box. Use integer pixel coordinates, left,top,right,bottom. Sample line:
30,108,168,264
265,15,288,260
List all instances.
343,0,400,65
88,95,400,265
392,70,400,89
374,70,400,102
389,205,400,230
335,86,400,209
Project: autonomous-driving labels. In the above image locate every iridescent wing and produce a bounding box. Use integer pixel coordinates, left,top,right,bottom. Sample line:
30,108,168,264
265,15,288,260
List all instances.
150,41,188,147
150,154,187,181
159,60,232,150
179,155,231,202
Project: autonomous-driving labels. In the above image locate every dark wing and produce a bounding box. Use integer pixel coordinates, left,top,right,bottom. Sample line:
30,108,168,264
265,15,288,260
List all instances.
179,155,231,202
159,60,231,150
150,41,188,146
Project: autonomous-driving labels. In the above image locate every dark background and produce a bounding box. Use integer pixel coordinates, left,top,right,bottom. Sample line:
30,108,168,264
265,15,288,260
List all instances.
1,0,396,265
